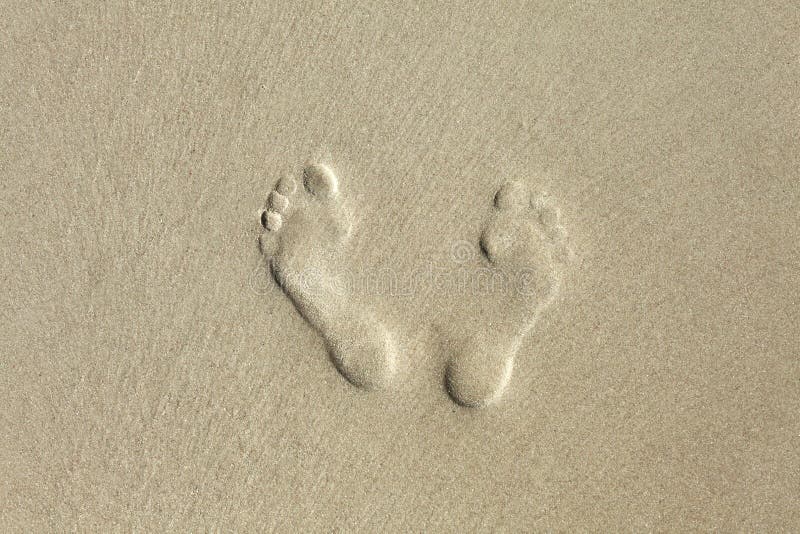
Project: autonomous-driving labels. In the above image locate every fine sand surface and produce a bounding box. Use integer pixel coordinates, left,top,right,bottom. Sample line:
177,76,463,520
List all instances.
2,2,799,531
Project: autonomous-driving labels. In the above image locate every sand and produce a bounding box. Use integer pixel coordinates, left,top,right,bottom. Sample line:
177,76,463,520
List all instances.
2,1,799,531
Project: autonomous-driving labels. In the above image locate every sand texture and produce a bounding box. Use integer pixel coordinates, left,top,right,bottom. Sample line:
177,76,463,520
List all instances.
2,1,799,531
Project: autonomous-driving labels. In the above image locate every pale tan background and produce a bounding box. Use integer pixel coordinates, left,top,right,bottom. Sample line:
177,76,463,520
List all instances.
1,1,798,531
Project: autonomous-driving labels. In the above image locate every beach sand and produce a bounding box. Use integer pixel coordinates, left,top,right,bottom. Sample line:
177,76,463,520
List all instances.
2,1,798,530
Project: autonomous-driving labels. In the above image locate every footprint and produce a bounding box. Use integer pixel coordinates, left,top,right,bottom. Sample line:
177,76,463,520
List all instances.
444,180,572,408
258,163,397,390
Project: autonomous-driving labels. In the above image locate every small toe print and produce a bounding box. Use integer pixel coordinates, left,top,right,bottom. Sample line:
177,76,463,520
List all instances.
480,224,513,262
263,210,282,231
276,176,297,196
268,191,289,213
494,181,529,210
303,163,339,199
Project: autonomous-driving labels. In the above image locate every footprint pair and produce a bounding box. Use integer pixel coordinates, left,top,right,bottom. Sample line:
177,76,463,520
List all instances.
258,163,571,408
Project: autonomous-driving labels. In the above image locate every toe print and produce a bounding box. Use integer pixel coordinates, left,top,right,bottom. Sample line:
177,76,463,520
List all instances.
480,217,533,263
259,177,295,240
268,191,289,213
261,210,283,232
303,163,339,199
494,179,529,210
276,176,297,196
